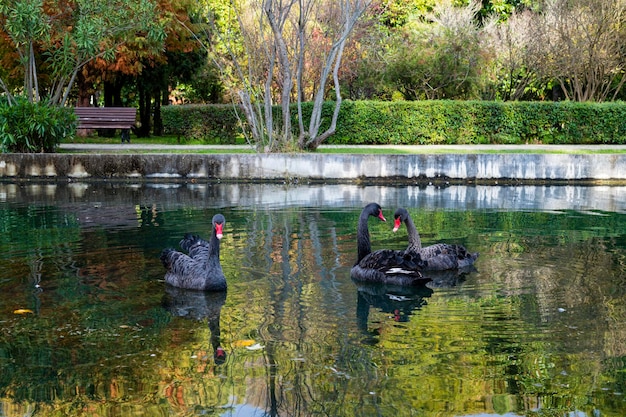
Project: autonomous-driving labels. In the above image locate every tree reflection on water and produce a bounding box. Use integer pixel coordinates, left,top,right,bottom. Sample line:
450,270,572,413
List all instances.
0,182,624,416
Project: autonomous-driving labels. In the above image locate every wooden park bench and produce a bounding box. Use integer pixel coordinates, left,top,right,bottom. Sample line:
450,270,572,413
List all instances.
74,107,137,143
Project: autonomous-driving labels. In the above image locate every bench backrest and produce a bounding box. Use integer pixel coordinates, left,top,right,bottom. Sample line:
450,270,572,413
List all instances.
74,107,137,129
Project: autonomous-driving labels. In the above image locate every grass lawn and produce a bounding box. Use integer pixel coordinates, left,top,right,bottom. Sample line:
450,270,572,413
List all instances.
62,135,626,155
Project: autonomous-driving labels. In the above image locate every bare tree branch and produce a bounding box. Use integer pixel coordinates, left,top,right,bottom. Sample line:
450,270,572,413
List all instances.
202,0,370,152
540,0,626,102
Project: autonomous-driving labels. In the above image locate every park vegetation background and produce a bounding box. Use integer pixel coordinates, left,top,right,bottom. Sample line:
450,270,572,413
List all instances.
1,0,626,152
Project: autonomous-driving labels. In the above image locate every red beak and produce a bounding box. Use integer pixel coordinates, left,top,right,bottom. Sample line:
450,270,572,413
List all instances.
215,223,223,239
393,217,402,232
378,210,386,222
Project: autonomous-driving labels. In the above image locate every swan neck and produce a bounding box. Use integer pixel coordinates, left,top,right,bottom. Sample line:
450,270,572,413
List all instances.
356,211,372,263
210,229,221,257
405,215,422,251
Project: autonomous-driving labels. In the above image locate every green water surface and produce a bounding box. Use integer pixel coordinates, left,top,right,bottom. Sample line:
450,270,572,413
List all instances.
0,183,625,417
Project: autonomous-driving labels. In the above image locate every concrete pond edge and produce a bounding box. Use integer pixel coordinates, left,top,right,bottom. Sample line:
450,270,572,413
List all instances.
1,152,625,184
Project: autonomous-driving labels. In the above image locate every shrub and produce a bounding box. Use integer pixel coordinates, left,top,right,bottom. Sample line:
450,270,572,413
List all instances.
160,100,626,146
325,100,626,145
161,104,241,143
0,97,77,153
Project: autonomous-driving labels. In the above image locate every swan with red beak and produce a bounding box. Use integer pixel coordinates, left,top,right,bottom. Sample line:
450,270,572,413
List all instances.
350,203,428,286
160,214,227,291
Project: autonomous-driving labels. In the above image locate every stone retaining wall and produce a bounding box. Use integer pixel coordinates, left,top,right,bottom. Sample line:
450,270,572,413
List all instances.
1,153,625,183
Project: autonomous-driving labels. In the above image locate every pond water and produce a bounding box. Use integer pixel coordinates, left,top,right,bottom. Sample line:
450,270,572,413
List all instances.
1,182,626,417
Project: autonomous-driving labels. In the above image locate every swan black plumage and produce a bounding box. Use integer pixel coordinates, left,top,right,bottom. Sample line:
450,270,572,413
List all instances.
350,203,428,286
393,208,478,271
160,214,227,291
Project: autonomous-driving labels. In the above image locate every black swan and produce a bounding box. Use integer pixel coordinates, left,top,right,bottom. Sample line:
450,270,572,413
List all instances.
350,203,428,286
160,214,227,291
393,207,478,271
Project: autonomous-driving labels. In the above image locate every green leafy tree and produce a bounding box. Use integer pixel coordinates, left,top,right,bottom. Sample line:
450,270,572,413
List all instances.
77,0,214,138
0,0,166,106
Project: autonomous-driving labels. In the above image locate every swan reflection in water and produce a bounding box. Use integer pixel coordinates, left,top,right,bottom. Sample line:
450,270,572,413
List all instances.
423,266,474,289
354,268,475,343
162,285,227,365
355,281,433,340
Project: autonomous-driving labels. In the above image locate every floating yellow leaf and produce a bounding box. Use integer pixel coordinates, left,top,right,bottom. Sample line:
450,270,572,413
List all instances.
13,309,34,315
232,339,256,348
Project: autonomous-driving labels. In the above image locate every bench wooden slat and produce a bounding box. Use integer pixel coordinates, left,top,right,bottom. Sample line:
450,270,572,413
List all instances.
74,107,137,130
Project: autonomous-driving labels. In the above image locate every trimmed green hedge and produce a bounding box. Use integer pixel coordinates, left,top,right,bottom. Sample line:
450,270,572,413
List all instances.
161,104,241,143
161,100,626,145
326,100,626,144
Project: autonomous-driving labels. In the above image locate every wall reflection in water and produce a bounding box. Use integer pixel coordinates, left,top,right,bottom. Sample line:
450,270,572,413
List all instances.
0,181,624,417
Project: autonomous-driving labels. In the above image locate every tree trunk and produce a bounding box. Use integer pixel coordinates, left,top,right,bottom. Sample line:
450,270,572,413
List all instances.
75,71,94,137
264,0,294,150
153,86,163,136
76,71,93,107
103,79,124,107
137,84,152,137
297,0,371,151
